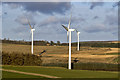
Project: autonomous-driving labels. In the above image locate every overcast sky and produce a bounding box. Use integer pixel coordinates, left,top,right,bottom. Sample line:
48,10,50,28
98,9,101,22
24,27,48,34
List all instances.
2,2,118,43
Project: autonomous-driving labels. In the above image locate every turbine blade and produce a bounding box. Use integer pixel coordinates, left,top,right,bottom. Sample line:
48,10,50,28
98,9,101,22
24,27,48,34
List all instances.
68,12,72,29
26,16,32,29
29,32,32,40
62,25,69,41
62,25,68,31
67,31,69,42
32,24,35,29
76,29,78,33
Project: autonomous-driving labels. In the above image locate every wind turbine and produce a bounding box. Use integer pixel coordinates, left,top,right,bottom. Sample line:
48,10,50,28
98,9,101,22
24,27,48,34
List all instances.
62,15,75,70
26,17,35,54
75,30,80,51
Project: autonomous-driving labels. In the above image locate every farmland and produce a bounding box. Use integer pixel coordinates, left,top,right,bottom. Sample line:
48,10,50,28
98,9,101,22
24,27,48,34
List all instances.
1,42,119,79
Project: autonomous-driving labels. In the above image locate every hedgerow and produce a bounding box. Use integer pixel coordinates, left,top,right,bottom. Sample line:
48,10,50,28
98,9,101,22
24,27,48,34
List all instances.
2,52,42,66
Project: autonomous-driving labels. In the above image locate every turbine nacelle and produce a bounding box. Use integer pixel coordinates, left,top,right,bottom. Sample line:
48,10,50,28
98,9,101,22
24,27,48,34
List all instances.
31,29,35,32
75,29,80,35
62,24,75,32
69,29,75,32
77,32,80,34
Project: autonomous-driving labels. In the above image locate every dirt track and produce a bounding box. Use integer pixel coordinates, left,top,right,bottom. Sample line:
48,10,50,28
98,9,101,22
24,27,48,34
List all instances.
1,69,60,78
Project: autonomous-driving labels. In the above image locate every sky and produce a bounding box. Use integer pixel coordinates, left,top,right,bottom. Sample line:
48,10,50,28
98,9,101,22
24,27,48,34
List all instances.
1,1,119,43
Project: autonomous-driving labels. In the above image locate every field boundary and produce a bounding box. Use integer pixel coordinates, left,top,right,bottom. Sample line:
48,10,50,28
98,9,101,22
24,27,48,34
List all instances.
1,69,61,78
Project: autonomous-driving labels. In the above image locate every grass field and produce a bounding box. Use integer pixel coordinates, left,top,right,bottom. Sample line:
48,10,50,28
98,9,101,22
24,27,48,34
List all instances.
2,65,118,78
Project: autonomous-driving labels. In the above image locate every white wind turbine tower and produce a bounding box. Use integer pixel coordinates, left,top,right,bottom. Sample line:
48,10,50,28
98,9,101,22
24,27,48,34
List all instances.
62,14,75,70
26,17,35,54
76,30,80,51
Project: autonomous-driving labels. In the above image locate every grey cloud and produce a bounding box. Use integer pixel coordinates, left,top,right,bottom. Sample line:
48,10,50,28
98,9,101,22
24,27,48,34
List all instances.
83,24,106,33
13,25,28,33
38,16,85,27
105,8,115,13
104,14,118,25
15,13,36,26
83,23,117,33
72,17,85,23
112,32,117,35
23,2,71,15
8,3,21,9
38,16,68,27
12,25,31,40
113,2,120,7
37,23,65,35
15,15,28,25
4,12,7,15
93,16,99,19
90,2,104,10
5,2,71,15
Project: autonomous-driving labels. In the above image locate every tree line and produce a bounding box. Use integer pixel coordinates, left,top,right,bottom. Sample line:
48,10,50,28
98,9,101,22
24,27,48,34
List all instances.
1,38,61,46
1,38,119,48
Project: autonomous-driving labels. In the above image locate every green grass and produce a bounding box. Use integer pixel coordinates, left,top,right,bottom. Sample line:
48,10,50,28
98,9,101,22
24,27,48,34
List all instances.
93,53,120,55
105,53,120,55
2,71,44,78
2,65,118,78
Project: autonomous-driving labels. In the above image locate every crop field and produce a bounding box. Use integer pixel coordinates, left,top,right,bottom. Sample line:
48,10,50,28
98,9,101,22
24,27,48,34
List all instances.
2,43,119,64
1,65,118,78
